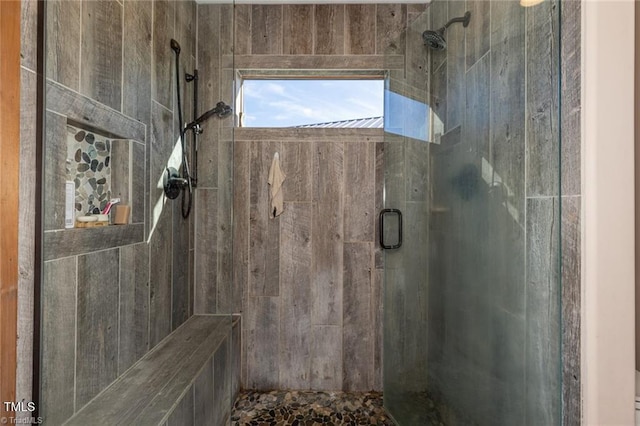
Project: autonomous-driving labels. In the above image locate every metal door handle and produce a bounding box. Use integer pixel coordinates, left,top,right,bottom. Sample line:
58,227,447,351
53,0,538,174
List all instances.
379,209,402,249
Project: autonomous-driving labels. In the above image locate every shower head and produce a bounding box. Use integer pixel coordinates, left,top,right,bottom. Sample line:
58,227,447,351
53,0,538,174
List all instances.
423,11,471,51
170,39,181,55
422,29,447,51
184,101,233,131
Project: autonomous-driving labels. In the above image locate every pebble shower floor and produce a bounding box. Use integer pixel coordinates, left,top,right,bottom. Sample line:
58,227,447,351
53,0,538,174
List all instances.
231,390,394,425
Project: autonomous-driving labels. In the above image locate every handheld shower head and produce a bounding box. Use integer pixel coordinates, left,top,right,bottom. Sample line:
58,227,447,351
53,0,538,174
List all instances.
170,39,181,55
184,101,233,132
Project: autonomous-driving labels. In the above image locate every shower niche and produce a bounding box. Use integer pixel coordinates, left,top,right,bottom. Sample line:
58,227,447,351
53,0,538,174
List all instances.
44,81,146,259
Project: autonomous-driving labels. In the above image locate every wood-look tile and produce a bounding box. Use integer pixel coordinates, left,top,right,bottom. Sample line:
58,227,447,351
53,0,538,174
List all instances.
172,200,189,329
247,296,280,390
345,5,376,55
194,357,215,425
44,225,144,261
525,197,561,425
123,0,152,128
153,0,175,109
149,208,172,348
81,0,123,111
314,5,345,55
445,0,466,132
46,0,81,90
344,142,375,242
562,196,581,426
281,142,313,202
279,202,312,389
118,243,150,375
41,258,76,425
43,111,66,231
249,141,281,297
374,142,384,269
466,1,490,70
310,325,342,390
76,249,119,407
372,268,383,391
17,68,37,408
233,141,250,313
489,0,526,225
311,142,344,326
343,243,373,391
110,140,131,210
234,4,252,55
213,337,231,425
526,0,560,197
376,3,406,55
251,5,283,55
46,81,146,142
561,0,581,197
195,188,218,313
429,0,448,73
283,5,314,54
20,0,38,70
167,386,194,426
464,54,490,158
196,5,221,190
217,139,234,313
131,141,145,224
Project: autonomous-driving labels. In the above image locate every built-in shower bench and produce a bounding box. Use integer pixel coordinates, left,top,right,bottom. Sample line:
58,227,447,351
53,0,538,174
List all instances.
64,314,240,426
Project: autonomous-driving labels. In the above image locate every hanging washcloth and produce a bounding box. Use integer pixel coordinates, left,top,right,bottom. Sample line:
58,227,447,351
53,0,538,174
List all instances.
268,152,286,218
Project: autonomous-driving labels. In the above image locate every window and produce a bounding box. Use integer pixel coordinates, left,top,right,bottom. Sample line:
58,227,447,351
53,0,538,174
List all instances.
239,79,384,128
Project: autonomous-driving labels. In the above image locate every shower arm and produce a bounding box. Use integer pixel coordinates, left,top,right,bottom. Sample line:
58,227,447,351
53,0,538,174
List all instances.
442,11,472,31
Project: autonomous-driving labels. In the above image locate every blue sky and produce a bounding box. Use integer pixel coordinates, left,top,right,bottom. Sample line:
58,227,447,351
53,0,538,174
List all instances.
242,79,384,127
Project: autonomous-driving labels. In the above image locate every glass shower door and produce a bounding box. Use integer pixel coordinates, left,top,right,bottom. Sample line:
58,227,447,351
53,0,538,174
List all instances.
382,1,562,424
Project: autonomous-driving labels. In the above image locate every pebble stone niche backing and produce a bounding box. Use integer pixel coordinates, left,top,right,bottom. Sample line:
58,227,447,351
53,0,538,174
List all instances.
66,125,112,215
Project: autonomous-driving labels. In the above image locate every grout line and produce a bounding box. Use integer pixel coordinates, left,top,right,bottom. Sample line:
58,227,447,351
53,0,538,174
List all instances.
117,247,122,375
73,256,78,413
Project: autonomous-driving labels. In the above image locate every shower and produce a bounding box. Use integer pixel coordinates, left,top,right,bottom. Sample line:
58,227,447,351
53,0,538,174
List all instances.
167,39,233,217
422,11,471,50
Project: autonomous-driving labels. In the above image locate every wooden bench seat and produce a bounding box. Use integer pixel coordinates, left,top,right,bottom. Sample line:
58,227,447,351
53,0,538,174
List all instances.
65,315,239,426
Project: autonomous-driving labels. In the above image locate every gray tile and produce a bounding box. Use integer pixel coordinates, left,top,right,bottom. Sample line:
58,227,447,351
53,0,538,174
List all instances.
149,208,172,348
376,4,406,55
314,5,345,55
81,0,123,111
248,141,281,297
119,243,150,374
76,249,119,407
20,0,38,70
172,199,190,329
123,0,152,128
465,1,490,69
194,357,214,425
311,142,344,326
343,243,373,391
246,296,279,390
525,197,561,425
562,196,581,426
43,111,66,231
283,5,314,55
46,0,81,90
195,188,218,314
213,337,231,425
167,386,194,426
279,203,312,390
310,325,342,390
525,0,560,197
153,0,175,109
251,5,283,55
344,142,375,242
345,5,376,55
41,258,76,425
